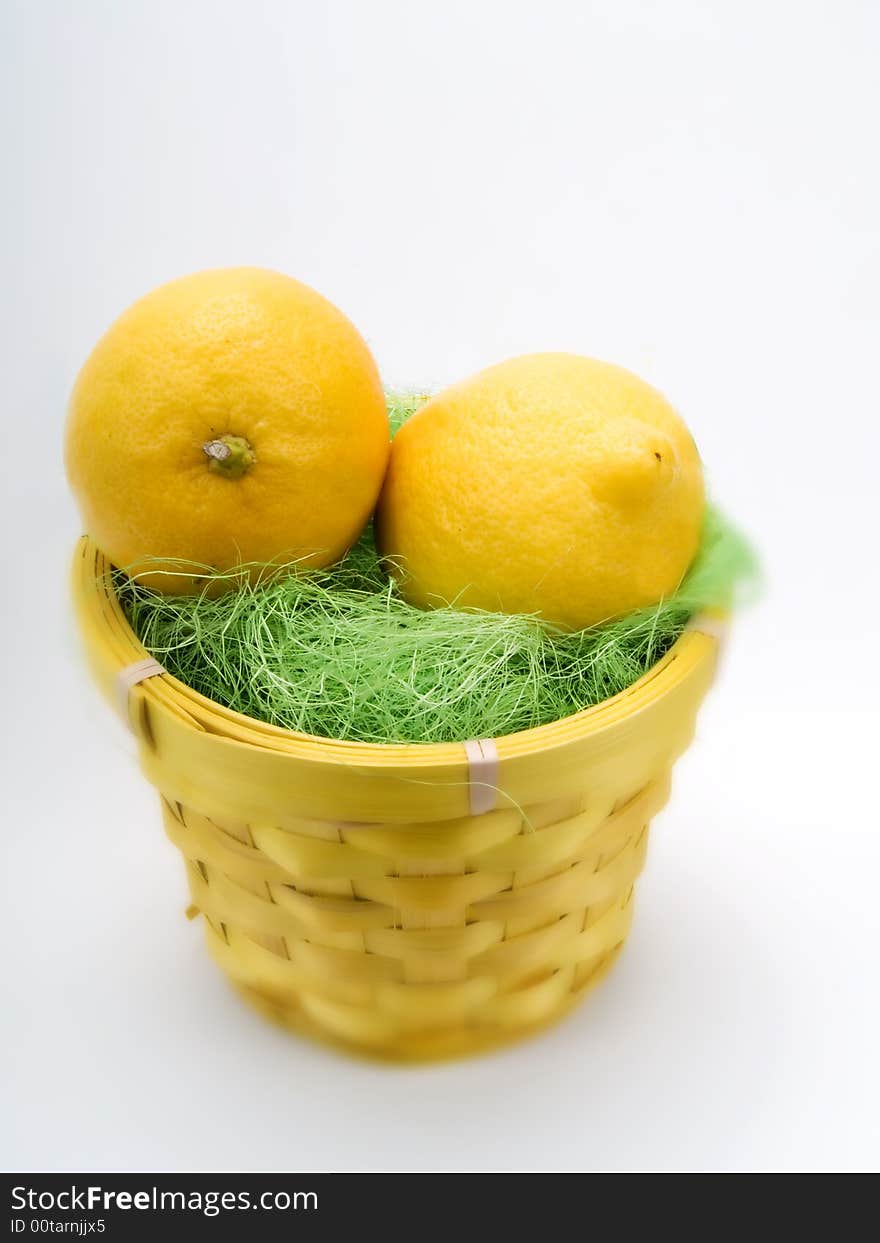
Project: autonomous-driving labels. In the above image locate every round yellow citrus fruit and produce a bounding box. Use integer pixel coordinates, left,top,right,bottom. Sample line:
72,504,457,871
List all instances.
376,353,704,630
66,267,389,591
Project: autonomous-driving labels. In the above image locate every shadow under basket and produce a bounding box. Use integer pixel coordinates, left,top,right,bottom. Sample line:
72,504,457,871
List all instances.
73,537,722,1061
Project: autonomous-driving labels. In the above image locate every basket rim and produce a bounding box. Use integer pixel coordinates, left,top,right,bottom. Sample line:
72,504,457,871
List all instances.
74,536,721,768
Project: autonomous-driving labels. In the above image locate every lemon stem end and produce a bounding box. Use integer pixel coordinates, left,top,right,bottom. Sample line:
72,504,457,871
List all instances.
203,435,255,479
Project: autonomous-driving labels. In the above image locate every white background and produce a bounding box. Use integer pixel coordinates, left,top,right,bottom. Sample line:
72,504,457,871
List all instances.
2,0,879,1173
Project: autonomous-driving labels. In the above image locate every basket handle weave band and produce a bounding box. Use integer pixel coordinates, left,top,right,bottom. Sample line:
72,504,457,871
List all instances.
116,657,165,724
114,659,499,813
113,624,716,803
464,738,499,815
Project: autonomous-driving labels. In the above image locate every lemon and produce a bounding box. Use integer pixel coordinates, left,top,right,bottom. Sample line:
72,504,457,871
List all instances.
66,267,389,591
376,353,704,630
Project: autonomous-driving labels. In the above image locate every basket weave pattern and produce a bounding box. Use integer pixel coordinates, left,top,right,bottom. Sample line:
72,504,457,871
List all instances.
73,537,718,1060
162,775,667,1057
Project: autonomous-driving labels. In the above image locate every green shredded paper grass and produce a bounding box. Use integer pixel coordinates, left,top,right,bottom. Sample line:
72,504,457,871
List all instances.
119,394,756,745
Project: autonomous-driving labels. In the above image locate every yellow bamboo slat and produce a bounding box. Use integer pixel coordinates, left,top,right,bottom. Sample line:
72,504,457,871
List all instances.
73,536,720,1060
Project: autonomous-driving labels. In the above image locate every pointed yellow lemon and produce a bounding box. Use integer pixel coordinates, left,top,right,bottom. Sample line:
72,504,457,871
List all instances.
376,353,704,630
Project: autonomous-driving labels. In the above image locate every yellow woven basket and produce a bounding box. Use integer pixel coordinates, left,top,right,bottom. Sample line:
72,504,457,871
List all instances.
73,536,722,1060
